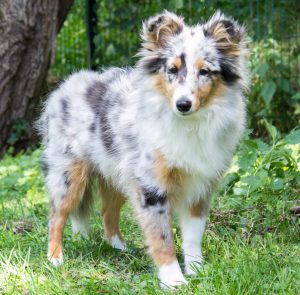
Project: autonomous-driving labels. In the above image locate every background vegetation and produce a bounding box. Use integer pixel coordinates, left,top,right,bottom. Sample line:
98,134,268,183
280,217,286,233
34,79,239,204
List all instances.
1,0,300,293
51,0,300,136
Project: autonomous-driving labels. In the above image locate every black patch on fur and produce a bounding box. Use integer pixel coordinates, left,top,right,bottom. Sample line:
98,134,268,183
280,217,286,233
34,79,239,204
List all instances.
220,20,235,37
160,234,167,240
144,57,166,74
142,187,167,207
178,53,187,84
63,171,71,188
203,28,210,38
100,109,114,153
158,209,166,214
86,81,107,115
219,58,240,84
61,97,69,122
89,122,96,133
148,16,164,32
41,156,49,177
86,81,116,154
63,145,72,155
49,199,56,217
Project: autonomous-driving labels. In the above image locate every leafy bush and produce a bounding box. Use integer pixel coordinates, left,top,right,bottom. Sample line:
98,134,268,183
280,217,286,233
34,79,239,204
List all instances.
215,124,300,236
49,1,300,135
249,39,300,136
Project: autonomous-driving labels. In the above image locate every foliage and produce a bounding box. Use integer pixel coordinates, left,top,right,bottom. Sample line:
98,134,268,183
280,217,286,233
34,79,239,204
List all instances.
0,127,299,294
249,38,300,136
49,0,300,135
50,0,87,77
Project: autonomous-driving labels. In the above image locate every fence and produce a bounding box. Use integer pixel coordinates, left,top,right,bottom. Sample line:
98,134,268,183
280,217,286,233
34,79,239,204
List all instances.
50,0,300,82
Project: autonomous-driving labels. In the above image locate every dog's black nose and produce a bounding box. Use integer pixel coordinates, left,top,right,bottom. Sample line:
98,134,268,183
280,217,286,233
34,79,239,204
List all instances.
176,99,192,113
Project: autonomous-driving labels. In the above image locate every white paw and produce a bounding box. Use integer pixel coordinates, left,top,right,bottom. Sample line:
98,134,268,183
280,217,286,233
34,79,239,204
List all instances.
185,256,203,275
158,261,188,289
48,253,64,267
111,235,126,251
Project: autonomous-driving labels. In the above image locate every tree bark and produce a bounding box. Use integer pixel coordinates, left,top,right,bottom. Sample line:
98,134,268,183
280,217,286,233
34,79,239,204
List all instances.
0,0,74,157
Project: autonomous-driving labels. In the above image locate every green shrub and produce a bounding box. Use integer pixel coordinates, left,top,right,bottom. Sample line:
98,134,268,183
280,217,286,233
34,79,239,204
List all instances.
50,0,300,135
248,39,300,136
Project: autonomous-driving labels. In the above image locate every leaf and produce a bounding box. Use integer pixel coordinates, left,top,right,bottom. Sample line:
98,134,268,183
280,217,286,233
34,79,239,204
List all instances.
218,172,239,192
105,44,116,56
256,139,271,153
264,120,278,142
169,0,183,9
238,152,258,172
271,178,284,191
244,140,258,151
255,63,268,79
261,80,277,105
291,92,300,101
278,78,291,93
285,129,300,144
240,175,263,192
233,187,246,196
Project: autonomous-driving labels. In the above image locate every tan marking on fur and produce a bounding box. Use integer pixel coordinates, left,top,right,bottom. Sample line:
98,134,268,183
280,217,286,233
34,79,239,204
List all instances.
195,59,205,69
207,22,241,57
153,150,186,207
100,177,126,242
48,212,68,259
61,160,90,213
195,77,228,109
151,236,176,265
146,15,184,49
173,57,182,70
153,150,185,190
48,160,90,259
141,213,176,266
152,73,174,101
190,199,210,218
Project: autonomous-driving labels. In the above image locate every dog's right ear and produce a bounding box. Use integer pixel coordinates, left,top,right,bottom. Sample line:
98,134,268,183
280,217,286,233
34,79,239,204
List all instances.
141,11,184,50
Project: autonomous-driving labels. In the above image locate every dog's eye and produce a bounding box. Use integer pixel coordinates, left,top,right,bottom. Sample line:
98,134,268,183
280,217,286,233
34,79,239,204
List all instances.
168,66,178,74
199,69,209,76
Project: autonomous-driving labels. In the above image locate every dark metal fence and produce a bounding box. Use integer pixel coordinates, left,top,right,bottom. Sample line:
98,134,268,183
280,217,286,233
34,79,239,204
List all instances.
50,0,300,81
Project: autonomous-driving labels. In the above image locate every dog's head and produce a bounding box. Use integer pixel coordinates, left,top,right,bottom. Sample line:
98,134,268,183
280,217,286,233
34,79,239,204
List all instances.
137,11,248,117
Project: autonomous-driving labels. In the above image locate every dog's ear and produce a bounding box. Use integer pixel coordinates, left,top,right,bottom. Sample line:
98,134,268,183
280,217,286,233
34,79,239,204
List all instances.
141,11,184,50
204,11,246,57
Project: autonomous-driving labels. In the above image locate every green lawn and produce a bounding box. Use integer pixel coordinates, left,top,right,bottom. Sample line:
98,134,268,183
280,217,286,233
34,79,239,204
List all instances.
0,130,299,294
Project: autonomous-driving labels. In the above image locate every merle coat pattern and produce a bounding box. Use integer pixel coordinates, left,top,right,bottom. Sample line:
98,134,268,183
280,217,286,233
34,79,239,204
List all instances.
38,11,248,288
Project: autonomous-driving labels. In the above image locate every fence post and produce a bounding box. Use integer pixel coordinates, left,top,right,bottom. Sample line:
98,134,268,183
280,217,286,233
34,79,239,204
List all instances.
86,0,97,70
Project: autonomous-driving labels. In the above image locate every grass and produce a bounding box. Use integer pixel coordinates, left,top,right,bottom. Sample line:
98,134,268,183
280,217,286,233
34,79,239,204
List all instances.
0,133,299,294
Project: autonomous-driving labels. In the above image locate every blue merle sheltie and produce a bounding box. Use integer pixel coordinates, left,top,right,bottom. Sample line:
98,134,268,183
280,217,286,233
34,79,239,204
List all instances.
38,11,248,288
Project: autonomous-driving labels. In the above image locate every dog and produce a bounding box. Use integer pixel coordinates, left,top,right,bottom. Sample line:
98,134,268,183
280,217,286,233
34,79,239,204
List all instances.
38,10,248,288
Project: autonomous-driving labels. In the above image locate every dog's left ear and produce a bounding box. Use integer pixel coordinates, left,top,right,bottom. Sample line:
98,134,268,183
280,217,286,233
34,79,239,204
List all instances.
141,11,184,50
204,11,246,57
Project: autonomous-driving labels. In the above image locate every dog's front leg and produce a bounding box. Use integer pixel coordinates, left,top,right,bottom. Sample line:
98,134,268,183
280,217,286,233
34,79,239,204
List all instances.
179,198,209,275
132,185,187,288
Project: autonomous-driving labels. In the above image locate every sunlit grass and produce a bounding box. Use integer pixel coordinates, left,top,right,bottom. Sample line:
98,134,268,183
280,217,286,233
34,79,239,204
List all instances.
0,144,299,294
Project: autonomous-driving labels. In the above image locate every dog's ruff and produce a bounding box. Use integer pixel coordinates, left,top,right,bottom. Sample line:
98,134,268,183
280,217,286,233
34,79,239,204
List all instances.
38,10,248,288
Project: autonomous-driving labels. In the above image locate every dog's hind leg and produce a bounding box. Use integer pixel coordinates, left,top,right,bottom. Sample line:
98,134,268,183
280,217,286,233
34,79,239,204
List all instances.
70,181,94,239
100,178,126,250
45,159,90,266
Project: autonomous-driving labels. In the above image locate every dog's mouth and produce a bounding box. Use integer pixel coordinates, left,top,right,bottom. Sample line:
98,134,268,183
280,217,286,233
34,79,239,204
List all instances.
174,109,196,117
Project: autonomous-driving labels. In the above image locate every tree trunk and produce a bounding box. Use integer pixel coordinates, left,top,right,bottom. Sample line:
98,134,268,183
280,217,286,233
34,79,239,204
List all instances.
0,0,74,157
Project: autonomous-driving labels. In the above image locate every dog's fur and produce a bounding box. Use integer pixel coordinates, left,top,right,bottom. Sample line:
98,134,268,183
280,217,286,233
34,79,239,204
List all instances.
38,11,248,288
